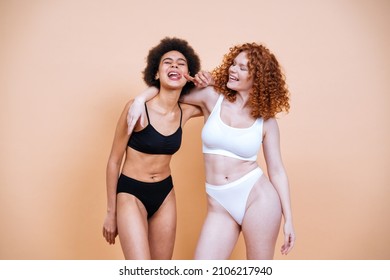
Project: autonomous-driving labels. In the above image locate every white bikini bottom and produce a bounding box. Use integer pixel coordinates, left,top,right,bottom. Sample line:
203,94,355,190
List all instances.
205,167,263,225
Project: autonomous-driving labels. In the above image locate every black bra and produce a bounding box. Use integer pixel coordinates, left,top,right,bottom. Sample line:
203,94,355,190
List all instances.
127,103,182,155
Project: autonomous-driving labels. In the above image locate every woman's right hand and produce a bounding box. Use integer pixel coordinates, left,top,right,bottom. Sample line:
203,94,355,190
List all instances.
184,70,214,88
102,213,117,245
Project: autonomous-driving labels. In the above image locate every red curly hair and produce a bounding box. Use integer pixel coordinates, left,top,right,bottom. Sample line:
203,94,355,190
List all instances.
212,43,290,120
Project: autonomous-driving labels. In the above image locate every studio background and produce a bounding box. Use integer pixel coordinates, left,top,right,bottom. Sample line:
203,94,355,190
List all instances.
1,0,389,259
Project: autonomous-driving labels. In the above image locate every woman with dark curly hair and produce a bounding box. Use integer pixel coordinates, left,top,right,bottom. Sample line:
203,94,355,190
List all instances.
128,42,295,259
102,37,202,259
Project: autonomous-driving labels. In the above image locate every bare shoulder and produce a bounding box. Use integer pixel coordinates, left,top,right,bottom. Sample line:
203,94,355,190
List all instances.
264,117,278,126
263,118,280,135
202,86,220,105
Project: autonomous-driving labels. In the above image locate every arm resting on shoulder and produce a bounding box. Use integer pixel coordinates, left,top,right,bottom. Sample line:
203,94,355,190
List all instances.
127,87,159,134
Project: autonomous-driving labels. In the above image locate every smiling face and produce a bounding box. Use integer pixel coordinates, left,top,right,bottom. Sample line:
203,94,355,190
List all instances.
156,50,189,90
226,51,254,93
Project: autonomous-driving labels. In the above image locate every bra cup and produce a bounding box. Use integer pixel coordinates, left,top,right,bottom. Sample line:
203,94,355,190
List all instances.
202,95,263,161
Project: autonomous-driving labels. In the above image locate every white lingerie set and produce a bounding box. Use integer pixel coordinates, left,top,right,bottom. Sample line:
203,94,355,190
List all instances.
202,94,264,225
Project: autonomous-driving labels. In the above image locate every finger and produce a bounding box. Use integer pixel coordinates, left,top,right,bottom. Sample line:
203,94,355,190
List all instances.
140,114,146,128
196,72,210,84
283,244,292,255
196,71,213,84
103,228,110,243
187,74,202,88
202,71,212,80
127,117,137,135
103,227,116,244
280,237,289,255
183,73,195,83
109,232,116,245
281,235,295,255
287,236,295,254
108,233,115,245
111,231,118,245
281,244,287,255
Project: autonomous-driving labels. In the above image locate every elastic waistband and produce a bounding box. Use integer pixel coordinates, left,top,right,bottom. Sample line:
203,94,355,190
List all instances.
205,167,263,190
119,173,172,185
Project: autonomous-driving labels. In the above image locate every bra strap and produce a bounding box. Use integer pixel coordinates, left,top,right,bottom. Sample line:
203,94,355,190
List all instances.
144,103,150,125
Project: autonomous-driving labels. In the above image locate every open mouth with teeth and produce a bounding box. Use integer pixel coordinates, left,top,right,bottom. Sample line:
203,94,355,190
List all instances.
168,71,182,80
229,75,239,81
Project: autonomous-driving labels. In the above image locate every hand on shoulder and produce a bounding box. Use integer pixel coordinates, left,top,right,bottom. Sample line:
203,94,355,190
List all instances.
127,98,146,135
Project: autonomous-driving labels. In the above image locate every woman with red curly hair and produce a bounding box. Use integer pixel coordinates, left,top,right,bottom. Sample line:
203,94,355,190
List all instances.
128,42,295,259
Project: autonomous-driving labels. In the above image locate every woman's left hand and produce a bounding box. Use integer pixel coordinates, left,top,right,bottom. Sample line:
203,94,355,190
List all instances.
281,221,296,255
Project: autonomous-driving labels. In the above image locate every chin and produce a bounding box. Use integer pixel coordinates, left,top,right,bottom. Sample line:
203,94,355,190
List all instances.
226,83,236,91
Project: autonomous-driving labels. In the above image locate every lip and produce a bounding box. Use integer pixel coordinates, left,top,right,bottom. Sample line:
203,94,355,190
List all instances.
167,70,182,80
229,74,238,81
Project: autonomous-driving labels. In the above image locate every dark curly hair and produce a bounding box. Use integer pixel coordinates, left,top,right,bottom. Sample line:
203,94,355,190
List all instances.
143,37,201,96
212,43,290,120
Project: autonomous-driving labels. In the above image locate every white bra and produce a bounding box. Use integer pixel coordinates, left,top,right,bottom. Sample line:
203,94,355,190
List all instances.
202,95,263,161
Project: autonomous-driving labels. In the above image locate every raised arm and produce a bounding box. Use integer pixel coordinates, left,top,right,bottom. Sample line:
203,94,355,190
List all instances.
181,71,219,115
127,71,217,134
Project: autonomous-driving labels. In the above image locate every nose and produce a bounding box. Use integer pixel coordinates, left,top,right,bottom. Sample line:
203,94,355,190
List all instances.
171,63,178,68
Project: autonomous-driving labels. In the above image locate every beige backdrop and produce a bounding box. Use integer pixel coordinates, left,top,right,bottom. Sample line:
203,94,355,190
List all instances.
1,0,389,260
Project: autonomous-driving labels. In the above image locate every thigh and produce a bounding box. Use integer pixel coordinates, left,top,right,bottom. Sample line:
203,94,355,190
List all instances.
242,175,282,259
194,196,240,260
116,193,150,259
148,189,177,260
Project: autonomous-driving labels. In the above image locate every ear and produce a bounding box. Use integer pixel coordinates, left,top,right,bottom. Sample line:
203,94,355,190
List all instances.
155,73,159,80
